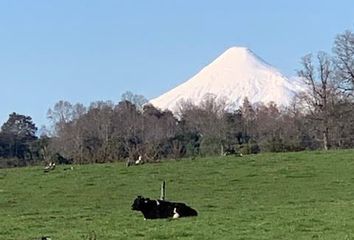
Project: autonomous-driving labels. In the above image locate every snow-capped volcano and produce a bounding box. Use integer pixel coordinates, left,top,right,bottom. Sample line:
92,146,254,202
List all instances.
150,47,303,111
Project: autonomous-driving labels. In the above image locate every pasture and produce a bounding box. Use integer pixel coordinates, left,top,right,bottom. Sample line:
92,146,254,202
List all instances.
1,150,354,239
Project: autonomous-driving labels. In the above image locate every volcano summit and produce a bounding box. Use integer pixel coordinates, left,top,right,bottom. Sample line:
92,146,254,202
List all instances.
150,47,303,111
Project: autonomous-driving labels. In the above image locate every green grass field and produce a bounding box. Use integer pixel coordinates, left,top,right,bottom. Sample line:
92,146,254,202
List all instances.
1,150,354,239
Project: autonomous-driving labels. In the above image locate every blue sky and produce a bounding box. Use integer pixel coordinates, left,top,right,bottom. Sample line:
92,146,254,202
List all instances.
0,1,353,128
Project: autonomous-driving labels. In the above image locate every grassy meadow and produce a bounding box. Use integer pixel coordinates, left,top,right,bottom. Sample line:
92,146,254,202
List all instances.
1,150,354,239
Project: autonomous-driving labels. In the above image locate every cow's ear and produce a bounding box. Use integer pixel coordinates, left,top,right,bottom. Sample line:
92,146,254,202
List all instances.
137,195,142,199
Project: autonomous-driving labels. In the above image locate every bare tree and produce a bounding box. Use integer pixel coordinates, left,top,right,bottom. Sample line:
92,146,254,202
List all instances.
112,101,143,161
240,97,256,139
333,30,354,93
79,101,113,163
121,91,148,110
142,104,177,160
253,102,283,151
179,94,228,155
47,100,74,133
47,101,89,163
297,52,337,150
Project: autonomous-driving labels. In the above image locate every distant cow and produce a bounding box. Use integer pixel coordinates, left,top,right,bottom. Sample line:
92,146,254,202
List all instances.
44,162,56,172
126,155,144,167
41,237,51,240
131,196,198,220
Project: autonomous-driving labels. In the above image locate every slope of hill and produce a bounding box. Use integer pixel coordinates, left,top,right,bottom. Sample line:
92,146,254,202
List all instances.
150,47,304,112
1,150,354,239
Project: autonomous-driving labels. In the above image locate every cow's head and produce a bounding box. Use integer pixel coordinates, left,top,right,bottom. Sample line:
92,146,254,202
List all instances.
131,196,149,211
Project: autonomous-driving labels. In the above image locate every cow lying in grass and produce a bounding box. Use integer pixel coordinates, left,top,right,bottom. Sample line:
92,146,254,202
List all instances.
131,196,198,220
43,162,56,172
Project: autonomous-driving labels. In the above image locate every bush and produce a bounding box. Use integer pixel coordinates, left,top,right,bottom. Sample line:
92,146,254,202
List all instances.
0,158,25,168
51,153,73,165
238,141,260,155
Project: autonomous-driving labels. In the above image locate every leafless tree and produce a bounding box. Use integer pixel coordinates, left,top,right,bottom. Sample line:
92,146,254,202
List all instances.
240,97,256,138
142,104,177,160
121,91,148,110
333,30,354,94
112,100,143,161
179,94,228,155
297,52,338,150
47,100,74,133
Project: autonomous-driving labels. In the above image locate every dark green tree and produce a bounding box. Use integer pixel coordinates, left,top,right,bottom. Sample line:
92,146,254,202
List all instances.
1,112,37,139
0,113,38,162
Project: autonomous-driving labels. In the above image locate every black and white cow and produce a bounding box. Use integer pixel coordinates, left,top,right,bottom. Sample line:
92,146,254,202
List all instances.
131,196,198,220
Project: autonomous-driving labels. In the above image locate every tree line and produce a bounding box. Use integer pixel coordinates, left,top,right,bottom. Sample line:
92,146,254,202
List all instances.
0,29,353,168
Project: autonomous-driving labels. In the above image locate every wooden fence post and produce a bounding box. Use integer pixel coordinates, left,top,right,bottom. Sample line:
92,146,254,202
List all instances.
160,181,166,200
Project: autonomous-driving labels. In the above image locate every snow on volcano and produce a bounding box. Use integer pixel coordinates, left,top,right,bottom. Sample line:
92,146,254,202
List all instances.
150,47,304,112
